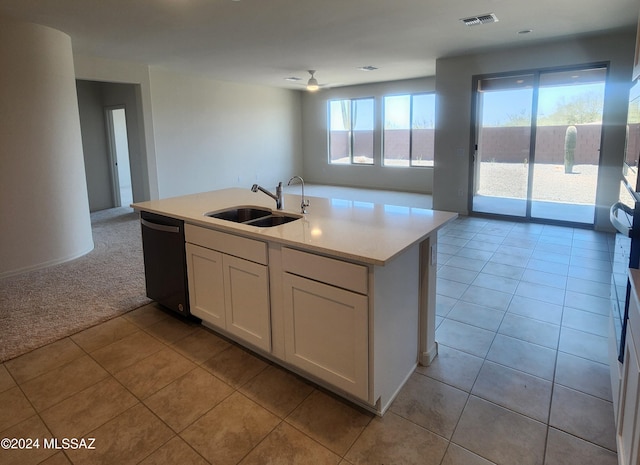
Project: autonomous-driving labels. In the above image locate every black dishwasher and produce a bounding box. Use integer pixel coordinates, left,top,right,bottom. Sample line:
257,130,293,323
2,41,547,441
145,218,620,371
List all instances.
140,211,191,317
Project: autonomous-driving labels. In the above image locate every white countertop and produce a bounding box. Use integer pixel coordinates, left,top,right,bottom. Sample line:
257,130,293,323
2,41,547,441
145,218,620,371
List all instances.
132,188,457,265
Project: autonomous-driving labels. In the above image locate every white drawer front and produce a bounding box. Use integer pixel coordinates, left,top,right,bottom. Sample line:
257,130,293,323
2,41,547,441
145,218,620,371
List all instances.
185,224,267,265
281,247,368,295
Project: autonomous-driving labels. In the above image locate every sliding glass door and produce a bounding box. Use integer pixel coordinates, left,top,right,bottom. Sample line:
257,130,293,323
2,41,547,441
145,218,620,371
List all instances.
473,74,534,217
471,65,606,225
530,68,605,223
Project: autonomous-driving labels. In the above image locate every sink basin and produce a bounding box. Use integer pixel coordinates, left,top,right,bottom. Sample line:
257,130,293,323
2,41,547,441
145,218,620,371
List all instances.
206,206,301,227
248,214,300,227
206,207,271,223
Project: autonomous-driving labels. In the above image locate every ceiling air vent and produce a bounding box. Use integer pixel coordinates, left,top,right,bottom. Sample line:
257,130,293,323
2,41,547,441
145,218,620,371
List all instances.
461,13,499,26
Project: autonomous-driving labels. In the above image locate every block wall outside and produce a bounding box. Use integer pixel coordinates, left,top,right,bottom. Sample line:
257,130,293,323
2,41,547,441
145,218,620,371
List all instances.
329,124,639,165
478,124,640,165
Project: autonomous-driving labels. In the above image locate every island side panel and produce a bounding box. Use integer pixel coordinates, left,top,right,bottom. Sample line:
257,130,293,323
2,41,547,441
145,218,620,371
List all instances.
372,241,420,414
268,242,286,360
419,234,438,366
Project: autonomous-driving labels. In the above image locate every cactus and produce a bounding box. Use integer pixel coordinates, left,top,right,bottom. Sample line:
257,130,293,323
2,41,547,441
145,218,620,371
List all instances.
564,125,577,174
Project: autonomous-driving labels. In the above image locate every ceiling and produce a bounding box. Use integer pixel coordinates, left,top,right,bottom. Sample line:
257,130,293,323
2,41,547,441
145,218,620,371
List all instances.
0,0,637,90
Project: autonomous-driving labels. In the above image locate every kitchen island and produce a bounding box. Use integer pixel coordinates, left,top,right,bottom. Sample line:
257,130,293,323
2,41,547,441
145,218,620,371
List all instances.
133,187,456,415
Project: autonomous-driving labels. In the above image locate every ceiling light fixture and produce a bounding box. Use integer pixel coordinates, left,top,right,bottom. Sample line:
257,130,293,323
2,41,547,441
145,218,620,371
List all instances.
460,13,499,26
358,66,378,71
306,70,319,92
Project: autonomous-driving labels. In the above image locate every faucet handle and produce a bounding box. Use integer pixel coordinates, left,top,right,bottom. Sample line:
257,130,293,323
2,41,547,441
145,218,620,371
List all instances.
301,199,309,214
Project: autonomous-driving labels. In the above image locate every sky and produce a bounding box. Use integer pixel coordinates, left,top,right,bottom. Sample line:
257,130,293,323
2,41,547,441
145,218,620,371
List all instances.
481,82,605,126
328,83,603,131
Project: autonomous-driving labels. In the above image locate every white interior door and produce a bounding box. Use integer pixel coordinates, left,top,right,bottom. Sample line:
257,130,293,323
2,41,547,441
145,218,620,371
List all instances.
105,107,133,207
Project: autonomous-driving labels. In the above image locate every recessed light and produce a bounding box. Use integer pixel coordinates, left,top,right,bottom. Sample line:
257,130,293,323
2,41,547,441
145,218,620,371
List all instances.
358,66,378,71
518,29,533,35
285,77,302,82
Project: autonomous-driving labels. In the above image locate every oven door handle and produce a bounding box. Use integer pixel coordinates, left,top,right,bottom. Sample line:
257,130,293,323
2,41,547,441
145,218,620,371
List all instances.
610,202,633,237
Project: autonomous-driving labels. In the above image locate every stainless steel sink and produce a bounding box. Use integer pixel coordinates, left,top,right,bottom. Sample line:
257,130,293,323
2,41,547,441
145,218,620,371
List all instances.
207,207,271,223
206,206,301,227
247,214,300,227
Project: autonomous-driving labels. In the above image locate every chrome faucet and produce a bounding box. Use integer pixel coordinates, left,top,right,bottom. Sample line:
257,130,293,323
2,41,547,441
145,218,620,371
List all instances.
287,175,309,213
251,182,284,210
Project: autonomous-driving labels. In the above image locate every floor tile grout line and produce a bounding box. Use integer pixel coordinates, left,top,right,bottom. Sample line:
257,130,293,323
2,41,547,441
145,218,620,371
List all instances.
541,289,567,465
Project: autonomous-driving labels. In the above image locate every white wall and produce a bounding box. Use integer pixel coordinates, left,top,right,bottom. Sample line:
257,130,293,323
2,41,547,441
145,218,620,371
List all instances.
0,18,94,277
77,80,114,211
433,29,635,230
301,78,435,193
148,67,302,198
74,57,302,201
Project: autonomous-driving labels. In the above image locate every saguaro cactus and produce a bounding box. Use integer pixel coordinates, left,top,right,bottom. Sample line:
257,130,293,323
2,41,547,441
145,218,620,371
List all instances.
564,125,577,174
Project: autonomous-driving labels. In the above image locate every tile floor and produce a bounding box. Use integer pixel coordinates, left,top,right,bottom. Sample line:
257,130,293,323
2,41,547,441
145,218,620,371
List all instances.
0,215,619,465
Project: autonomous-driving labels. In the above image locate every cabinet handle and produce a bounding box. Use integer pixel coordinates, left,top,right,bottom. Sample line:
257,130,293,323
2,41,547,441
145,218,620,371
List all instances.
141,218,180,234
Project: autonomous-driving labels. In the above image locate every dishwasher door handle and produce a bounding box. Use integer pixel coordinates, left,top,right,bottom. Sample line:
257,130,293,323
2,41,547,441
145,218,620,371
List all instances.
141,218,181,234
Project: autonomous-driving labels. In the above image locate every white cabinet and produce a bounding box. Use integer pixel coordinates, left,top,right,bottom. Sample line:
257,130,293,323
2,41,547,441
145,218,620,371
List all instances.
185,225,271,351
182,223,431,415
618,329,640,465
186,243,225,326
281,247,369,401
617,268,640,465
282,272,369,400
223,254,270,351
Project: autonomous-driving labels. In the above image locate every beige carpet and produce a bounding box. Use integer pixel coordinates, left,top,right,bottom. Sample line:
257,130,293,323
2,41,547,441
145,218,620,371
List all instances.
0,207,151,362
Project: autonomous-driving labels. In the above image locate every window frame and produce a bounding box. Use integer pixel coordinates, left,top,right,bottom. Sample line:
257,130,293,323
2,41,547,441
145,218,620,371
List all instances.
382,92,435,168
327,97,375,166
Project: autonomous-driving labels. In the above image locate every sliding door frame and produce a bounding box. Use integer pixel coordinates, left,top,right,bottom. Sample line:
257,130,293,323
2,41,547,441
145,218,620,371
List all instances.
468,61,609,228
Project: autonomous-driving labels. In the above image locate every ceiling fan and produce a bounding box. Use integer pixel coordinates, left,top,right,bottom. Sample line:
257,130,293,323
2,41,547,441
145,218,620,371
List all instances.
306,70,320,91
286,70,334,91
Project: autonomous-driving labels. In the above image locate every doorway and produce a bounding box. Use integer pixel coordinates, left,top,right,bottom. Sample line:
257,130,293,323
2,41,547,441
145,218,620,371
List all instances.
105,107,133,207
471,64,607,226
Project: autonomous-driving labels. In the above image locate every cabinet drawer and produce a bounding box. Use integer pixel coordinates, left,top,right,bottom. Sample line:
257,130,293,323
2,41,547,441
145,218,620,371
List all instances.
282,247,368,295
185,224,267,265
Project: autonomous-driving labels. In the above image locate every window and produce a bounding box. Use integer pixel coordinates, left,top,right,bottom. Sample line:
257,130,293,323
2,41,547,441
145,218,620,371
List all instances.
383,93,435,167
328,98,374,164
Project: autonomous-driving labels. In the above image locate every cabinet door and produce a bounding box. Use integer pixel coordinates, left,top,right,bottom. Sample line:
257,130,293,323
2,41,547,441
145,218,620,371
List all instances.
186,243,225,328
282,273,368,401
223,254,271,351
618,328,640,465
